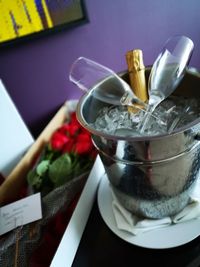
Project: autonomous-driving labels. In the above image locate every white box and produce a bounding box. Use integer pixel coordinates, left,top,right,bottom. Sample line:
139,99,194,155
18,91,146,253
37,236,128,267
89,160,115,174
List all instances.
0,80,34,177
50,156,104,267
0,97,102,266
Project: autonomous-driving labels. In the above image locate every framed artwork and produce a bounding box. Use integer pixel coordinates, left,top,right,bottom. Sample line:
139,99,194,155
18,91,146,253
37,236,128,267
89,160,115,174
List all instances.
0,0,88,47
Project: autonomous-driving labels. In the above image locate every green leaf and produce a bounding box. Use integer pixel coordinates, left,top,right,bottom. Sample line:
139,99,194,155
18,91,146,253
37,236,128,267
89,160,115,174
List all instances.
73,161,81,177
48,153,72,187
27,170,42,189
36,160,50,176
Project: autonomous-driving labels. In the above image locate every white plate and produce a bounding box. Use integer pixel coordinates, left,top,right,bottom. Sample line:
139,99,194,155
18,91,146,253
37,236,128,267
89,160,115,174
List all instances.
97,173,200,249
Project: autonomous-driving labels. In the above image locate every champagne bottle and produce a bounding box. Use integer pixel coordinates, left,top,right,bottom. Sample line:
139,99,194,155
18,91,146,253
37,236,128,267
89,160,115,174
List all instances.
126,49,148,112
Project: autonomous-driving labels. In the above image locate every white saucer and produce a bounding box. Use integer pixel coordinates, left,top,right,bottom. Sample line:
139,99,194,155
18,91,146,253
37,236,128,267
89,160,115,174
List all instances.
97,174,200,249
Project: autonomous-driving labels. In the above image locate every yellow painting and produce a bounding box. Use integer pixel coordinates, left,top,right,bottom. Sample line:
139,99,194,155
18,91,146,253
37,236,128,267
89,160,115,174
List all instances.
0,0,86,45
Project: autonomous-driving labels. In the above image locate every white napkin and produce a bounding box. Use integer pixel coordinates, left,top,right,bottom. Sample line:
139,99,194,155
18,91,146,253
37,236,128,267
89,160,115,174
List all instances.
112,184,200,235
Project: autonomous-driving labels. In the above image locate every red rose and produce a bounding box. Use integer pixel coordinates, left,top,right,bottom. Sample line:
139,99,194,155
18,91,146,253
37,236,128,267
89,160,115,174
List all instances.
74,132,93,155
70,112,78,124
58,124,70,134
75,141,93,155
62,138,74,153
58,113,82,137
50,131,69,151
69,113,82,135
58,123,79,137
68,123,80,136
77,132,91,142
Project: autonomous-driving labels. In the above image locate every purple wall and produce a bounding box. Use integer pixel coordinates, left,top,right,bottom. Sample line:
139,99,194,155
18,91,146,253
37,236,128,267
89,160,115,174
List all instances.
0,0,200,136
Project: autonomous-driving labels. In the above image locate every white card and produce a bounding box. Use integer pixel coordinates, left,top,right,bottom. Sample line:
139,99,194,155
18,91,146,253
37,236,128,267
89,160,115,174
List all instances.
0,193,42,235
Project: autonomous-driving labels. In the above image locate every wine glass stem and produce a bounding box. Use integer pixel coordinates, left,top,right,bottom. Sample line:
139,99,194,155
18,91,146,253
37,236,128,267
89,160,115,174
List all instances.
139,103,157,133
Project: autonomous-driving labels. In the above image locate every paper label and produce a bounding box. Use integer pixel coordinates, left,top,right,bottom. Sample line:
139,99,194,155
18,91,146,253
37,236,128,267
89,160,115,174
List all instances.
0,193,42,235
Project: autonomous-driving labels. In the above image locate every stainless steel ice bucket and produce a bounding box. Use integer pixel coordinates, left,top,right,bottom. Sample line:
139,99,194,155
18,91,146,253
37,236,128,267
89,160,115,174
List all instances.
76,68,200,219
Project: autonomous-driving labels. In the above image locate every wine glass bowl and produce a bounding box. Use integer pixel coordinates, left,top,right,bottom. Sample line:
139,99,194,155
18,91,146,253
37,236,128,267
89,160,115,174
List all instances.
69,56,145,106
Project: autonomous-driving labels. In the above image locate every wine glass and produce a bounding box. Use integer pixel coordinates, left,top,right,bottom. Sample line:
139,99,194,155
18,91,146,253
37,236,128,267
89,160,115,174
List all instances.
139,35,194,133
69,56,145,107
